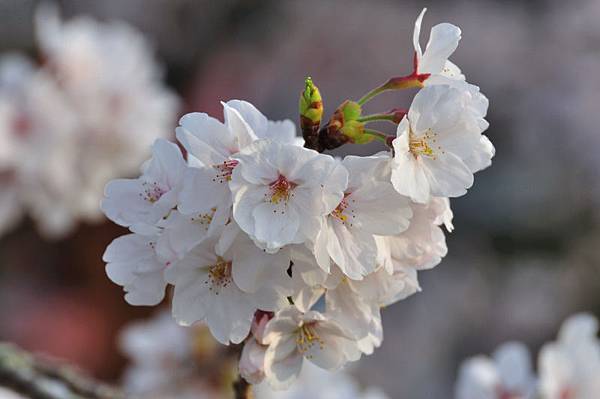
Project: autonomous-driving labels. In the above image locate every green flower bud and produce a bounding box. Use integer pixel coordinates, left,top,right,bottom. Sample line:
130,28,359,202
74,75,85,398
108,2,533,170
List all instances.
333,101,372,144
299,77,323,125
300,77,324,150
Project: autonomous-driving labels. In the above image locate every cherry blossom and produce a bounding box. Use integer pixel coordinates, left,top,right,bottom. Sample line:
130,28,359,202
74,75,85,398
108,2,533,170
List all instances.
102,138,186,234
262,306,359,389
413,8,464,82
98,7,496,394
538,313,600,399
103,232,170,306
314,155,412,279
230,139,347,252
455,342,535,399
390,85,491,203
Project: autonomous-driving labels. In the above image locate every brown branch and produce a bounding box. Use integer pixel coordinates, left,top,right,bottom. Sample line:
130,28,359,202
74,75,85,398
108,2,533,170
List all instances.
229,343,253,399
0,343,125,399
233,377,252,399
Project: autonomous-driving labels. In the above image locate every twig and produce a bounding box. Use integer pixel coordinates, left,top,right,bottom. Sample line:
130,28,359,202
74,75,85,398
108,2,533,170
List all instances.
0,343,125,399
232,377,252,399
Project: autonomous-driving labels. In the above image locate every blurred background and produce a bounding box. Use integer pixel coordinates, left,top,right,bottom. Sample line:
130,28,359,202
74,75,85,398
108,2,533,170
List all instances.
1,0,600,397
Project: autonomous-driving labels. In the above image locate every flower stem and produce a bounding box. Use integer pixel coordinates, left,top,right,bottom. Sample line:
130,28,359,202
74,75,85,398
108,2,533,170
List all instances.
233,377,253,399
357,73,428,106
357,86,386,106
363,129,393,144
357,114,397,123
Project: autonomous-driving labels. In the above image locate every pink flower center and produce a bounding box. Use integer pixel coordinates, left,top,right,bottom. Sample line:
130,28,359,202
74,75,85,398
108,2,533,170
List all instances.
213,159,239,183
268,174,297,204
141,181,167,204
331,193,356,226
206,257,233,294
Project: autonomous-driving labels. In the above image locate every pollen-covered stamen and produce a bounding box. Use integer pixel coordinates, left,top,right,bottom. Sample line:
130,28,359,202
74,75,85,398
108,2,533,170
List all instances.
409,128,443,160
140,181,167,203
268,174,297,204
190,207,217,232
296,322,324,357
331,193,357,227
212,159,239,183
205,256,232,295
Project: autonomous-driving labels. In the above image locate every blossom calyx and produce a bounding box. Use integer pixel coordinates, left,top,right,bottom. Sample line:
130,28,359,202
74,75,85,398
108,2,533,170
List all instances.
325,100,372,146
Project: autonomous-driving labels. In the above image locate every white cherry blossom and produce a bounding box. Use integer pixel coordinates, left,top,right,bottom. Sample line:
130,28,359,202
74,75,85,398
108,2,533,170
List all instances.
413,8,464,81
119,311,191,394
102,138,186,233
538,313,600,399
390,84,490,203
241,338,268,384
263,306,359,389
455,342,535,399
34,5,179,227
385,197,453,271
95,7,496,392
254,361,390,399
176,101,297,241
314,155,412,279
103,232,170,306
165,233,292,345
230,139,347,252
325,277,383,356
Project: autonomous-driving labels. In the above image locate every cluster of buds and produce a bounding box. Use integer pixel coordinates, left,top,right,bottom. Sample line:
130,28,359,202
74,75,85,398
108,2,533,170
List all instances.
101,8,494,391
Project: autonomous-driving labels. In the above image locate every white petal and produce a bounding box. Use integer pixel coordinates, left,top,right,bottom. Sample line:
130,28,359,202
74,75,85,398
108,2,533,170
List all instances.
178,166,231,215
252,202,301,250
224,99,269,137
264,336,303,390
222,101,258,148
413,8,427,59
422,151,473,198
420,23,461,75
391,151,431,204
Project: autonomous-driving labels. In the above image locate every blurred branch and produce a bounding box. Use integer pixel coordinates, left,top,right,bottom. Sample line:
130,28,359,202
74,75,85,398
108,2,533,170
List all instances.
0,343,125,399
232,377,252,399
230,344,252,399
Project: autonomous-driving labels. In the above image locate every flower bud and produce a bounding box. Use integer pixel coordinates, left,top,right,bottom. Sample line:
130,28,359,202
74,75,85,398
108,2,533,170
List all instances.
251,311,272,345
299,77,323,150
299,77,323,125
327,100,372,145
239,339,266,384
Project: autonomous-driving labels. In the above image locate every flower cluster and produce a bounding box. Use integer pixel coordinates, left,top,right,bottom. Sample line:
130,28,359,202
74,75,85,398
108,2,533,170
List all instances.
455,313,600,399
102,9,493,390
119,310,389,398
0,5,178,237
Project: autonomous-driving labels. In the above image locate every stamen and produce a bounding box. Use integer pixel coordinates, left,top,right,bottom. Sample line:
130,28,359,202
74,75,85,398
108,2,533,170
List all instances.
212,159,239,183
140,181,167,203
190,207,217,231
205,256,232,295
267,174,297,205
331,193,356,227
409,128,443,160
295,323,325,358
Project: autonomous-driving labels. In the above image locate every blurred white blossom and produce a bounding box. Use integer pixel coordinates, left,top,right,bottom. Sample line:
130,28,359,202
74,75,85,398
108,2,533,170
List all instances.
0,5,178,237
456,313,600,399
